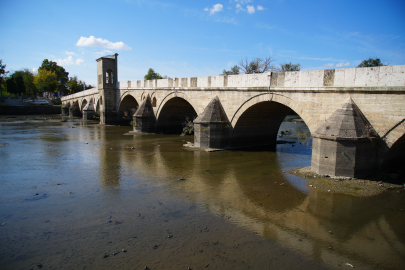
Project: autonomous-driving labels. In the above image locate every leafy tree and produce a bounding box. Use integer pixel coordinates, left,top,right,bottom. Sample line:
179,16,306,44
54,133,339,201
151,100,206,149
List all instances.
357,57,385,67
0,60,9,97
34,69,59,94
280,62,301,72
38,59,69,94
238,57,276,74
6,72,26,100
144,68,163,80
222,65,240,75
67,76,94,94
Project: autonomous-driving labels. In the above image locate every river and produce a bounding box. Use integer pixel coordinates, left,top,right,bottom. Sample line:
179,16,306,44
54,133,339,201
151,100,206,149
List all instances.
0,115,404,270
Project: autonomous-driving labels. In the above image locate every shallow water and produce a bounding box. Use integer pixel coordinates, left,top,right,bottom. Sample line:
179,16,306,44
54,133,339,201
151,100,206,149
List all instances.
0,115,404,270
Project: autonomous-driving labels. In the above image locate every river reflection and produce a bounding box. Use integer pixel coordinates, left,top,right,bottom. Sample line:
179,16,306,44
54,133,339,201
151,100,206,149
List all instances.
0,115,404,270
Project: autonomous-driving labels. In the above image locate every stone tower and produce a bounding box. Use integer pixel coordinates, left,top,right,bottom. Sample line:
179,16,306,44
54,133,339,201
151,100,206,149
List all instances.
96,53,118,124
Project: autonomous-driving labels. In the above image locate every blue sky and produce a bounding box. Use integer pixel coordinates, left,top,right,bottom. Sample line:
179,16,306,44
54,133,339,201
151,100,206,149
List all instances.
1,0,404,86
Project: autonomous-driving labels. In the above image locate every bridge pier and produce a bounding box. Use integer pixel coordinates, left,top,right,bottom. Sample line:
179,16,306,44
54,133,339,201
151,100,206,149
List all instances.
69,102,81,118
61,103,69,116
311,98,378,178
132,95,156,132
193,96,231,149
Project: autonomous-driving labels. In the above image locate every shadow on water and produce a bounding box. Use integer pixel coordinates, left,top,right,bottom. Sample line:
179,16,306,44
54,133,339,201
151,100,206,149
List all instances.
0,115,404,270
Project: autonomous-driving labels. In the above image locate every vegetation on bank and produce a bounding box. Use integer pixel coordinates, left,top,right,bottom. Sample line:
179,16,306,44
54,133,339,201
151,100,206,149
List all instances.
0,59,94,102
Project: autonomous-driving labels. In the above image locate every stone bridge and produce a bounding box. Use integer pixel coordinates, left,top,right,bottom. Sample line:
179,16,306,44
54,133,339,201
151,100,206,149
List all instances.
61,54,405,178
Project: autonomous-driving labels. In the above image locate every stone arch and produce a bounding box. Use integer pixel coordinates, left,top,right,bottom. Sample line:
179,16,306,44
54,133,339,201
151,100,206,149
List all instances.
95,95,102,113
380,119,405,172
156,92,197,120
231,93,314,133
155,92,198,134
230,93,312,148
118,92,139,125
80,98,88,112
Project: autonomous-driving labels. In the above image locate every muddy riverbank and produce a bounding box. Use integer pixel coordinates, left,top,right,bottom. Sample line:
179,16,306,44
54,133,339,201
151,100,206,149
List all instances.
288,167,405,197
1,115,404,270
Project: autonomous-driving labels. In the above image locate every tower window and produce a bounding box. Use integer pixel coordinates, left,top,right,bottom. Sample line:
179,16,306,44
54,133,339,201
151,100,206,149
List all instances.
106,69,113,84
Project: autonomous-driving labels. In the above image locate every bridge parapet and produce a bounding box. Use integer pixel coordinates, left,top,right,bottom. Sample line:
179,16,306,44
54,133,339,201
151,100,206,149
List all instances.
61,87,99,102
117,65,405,90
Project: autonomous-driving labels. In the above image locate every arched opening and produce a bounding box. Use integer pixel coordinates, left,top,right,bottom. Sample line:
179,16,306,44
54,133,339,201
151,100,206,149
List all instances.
231,101,301,148
81,99,88,112
381,133,405,176
152,97,157,107
106,69,113,84
118,95,139,125
156,97,197,134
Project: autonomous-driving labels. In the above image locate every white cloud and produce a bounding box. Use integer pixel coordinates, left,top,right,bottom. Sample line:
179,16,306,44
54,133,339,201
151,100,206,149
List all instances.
236,4,243,13
56,56,85,66
76,36,131,50
324,63,334,68
75,58,85,65
96,50,113,55
247,5,255,14
65,51,75,56
205,4,223,15
31,68,37,74
336,62,350,67
257,6,265,11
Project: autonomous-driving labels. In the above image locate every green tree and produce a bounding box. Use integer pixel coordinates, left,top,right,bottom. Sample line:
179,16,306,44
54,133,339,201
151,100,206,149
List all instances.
144,68,163,80
6,72,26,100
38,59,69,94
357,57,385,67
34,69,59,94
221,65,240,75
280,62,301,72
0,60,9,98
238,57,276,74
67,76,94,94
21,69,38,99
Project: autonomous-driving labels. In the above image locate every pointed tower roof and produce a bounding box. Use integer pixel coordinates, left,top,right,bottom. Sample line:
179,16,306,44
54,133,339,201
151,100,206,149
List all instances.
194,96,229,124
133,95,154,118
313,97,377,139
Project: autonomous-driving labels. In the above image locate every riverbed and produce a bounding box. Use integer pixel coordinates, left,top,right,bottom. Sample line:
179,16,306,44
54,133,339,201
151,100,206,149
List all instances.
0,115,404,270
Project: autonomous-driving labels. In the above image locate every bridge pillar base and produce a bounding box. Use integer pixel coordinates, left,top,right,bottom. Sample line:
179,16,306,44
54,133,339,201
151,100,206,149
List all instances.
193,96,230,149
100,112,117,125
83,110,95,120
311,97,378,178
61,105,69,116
69,106,81,118
311,137,377,178
132,95,156,132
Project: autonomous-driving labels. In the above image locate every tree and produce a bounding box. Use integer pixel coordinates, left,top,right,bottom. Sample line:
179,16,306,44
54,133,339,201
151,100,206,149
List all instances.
34,69,59,94
6,71,27,100
357,57,385,67
0,60,9,97
38,59,69,94
221,65,240,75
280,62,301,72
144,68,163,80
238,57,276,74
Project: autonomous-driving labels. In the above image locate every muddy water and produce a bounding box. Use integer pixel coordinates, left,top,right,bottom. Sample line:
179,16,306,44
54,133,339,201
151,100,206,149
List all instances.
0,115,404,270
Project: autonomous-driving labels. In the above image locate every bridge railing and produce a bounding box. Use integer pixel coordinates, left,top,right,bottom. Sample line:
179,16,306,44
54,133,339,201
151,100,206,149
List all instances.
118,65,405,90
61,87,99,102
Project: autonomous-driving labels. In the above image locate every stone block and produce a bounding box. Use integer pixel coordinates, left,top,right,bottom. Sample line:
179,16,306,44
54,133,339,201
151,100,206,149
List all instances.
284,71,299,87
378,66,393,86
344,68,356,86
392,65,405,86
323,69,335,86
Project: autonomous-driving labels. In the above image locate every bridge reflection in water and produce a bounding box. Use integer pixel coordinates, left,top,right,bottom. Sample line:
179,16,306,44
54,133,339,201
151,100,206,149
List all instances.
93,120,404,270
